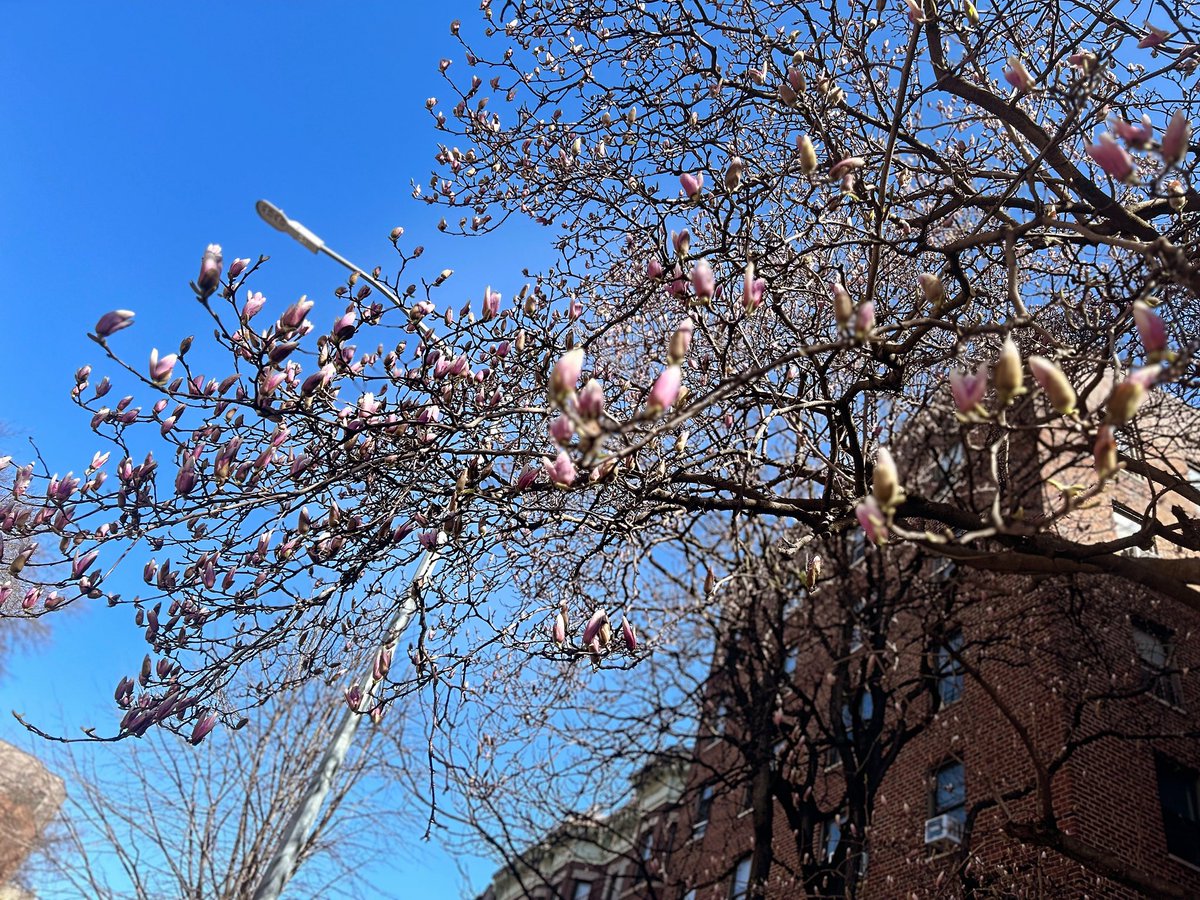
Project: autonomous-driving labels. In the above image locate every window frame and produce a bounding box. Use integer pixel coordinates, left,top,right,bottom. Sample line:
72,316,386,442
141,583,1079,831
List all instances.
929,758,967,826
693,782,716,836
935,629,965,706
1132,619,1184,708
727,855,752,900
570,879,594,900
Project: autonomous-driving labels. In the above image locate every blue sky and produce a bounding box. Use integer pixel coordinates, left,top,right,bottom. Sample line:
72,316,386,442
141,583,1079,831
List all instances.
0,2,547,895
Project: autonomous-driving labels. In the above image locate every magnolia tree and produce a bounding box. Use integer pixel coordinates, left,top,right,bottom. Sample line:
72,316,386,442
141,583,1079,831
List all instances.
0,0,1197,859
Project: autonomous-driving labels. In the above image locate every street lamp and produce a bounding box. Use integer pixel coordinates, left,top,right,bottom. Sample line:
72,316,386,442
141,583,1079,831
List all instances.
255,200,403,309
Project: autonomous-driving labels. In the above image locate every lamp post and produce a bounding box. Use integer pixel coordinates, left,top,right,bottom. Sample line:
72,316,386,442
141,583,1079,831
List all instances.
251,548,440,900
250,201,443,899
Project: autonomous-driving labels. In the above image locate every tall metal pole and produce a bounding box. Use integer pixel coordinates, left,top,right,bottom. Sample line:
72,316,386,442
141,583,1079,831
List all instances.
250,200,447,899
251,548,440,900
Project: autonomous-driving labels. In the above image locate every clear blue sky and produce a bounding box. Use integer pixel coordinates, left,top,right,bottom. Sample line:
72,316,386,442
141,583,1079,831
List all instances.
0,3,547,896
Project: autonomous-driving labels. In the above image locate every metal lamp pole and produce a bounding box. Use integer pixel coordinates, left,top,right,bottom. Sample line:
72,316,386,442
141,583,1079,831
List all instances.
249,201,442,899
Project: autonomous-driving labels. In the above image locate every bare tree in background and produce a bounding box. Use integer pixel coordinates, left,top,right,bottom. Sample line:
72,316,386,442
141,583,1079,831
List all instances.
26,684,410,900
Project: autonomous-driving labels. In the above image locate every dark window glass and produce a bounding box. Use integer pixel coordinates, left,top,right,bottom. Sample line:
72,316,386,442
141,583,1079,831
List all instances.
696,787,710,840
1156,754,1200,866
936,630,965,705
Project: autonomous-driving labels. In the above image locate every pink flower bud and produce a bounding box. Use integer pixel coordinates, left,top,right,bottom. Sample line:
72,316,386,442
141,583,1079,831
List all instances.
904,0,926,23
918,273,944,309
482,286,501,319
228,257,250,278
549,415,575,446
196,244,223,298
1085,133,1135,183
552,610,567,646
550,348,585,402
1094,425,1119,480
680,171,704,200
515,466,539,490
95,309,135,338
582,608,608,645
690,259,715,301
796,135,818,175
856,496,888,545
828,156,866,179
1161,110,1191,168
576,379,606,420
1137,24,1170,49
333,308,357,340
149,348,178,385
646,258,665,279
543,451,577,488
646,365,682,414
949,363,989,415
1028,355,1077,415
189,712,218,745
742,265,766,315
854,301,875,340
1132,301,1168,359
672,229,691,256
1113,114,1154,148
668,318,694,365
830,282,853,331
872,448,904,510
1068,51,1097,72
1106,366,1158,425
994,337,1025,404
280,296,314,330
1004,56,1034,92
668,264,689,299
621,618,638,652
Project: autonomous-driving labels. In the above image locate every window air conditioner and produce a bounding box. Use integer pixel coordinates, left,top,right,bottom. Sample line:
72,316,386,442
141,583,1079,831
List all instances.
923,814,964,848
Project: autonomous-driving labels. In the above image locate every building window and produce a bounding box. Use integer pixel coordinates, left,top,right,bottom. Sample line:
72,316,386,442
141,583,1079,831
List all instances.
936,630,965,706
1133,620,1183,707
930,760,967,825
693,783,715,836
1156,754,1200,867
683,892,697,900
638,827,654,862
821,814,842,862
571,880,593,900
1112,501,1157,555
784,644,799,675
827,693,874,766
1113,502,1142,539
603,872,623,900
847,528,866,565
820,813,868,875
728,855,751,899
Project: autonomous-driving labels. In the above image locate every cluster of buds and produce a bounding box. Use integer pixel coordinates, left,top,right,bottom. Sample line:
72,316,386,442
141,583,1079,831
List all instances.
948,337,1026,418
1086,108,1189,184
856,448,904,546
829,281,872,339
551,604,639,659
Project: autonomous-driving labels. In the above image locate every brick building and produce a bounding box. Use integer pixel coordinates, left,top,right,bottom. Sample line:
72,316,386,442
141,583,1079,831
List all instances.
477,391,1200,899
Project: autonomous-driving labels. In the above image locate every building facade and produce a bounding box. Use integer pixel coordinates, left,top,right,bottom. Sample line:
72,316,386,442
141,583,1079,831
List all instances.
478,394,1200,899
